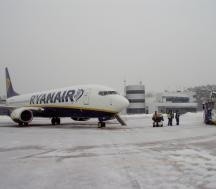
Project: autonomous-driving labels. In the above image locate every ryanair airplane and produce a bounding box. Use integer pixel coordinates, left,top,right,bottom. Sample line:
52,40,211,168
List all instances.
0,68,129,127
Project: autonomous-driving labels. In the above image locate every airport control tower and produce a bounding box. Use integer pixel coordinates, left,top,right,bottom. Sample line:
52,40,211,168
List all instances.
125,83,146,114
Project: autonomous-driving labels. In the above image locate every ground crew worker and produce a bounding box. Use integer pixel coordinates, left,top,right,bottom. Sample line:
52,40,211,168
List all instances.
167,111,174,126
152,111,159,127
175,111,180,125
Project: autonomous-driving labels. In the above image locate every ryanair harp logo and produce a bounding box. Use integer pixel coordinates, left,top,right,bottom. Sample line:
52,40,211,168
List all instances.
30,89,84,104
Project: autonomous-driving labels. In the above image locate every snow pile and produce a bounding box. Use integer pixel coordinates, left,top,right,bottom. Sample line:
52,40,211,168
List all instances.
181,112,203,123
183,111,203,118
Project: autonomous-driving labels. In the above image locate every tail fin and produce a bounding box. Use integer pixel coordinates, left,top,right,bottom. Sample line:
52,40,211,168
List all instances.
5,67,19,98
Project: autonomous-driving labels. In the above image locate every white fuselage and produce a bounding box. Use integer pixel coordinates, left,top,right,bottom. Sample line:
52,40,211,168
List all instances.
6,85,129,116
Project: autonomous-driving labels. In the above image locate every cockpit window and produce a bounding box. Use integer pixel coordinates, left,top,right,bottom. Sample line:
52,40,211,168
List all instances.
99,91,118,96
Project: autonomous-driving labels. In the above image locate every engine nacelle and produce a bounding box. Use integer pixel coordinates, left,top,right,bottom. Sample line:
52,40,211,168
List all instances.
10,108,33,123
71,117,90,121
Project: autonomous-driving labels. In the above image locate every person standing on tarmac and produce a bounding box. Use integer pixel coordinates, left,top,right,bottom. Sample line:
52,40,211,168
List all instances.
167,111,174,126
175,111,180,125
152,111,159,127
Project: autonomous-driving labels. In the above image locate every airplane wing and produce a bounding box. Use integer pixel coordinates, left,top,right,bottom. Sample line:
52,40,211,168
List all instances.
0,105,14,115
0,105,44,116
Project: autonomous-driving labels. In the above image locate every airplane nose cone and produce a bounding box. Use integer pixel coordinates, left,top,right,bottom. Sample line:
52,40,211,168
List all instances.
119,96,129,111
111,95,129,112
123,97,129,108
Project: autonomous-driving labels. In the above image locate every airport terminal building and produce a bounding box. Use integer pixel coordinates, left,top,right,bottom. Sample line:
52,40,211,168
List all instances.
125,85,146,114
146,91,198,114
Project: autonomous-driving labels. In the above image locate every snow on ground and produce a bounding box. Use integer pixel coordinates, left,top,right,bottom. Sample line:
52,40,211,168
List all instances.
0,112,216,189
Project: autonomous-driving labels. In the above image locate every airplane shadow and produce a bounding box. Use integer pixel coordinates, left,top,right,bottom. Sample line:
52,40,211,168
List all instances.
0,122,127,130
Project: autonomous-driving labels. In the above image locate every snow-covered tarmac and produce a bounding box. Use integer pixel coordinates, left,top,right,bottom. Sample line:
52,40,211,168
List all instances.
0,113,216,189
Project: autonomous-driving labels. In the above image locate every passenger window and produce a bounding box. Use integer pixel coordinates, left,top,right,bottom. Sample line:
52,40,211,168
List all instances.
99,91,118,96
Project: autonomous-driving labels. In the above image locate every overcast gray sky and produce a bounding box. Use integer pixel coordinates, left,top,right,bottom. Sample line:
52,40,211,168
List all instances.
0,0,215,96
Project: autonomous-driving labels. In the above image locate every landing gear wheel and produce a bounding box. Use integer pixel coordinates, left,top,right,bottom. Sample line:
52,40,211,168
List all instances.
56,118,61,125
98,122,106,128
51,117,61,125
18,122,24,126
51,118,56,125
17,122,29,127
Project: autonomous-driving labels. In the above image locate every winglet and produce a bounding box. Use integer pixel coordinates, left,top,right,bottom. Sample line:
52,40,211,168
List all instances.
5,67,19,98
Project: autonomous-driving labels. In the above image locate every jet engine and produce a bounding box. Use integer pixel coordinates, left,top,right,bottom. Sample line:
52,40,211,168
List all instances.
10,108,33,124
71,117,90,121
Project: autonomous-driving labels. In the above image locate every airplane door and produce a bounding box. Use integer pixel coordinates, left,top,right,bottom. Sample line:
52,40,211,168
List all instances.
109,97,113,106
83,89,90,105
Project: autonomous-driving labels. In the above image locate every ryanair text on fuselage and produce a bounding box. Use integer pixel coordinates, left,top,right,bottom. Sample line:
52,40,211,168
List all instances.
30,89,84,104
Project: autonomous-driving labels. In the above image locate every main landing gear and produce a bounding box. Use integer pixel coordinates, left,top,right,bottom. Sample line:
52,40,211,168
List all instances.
98,118,106,128
51,117,61,125
18,122,29,126
98,122,106,128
